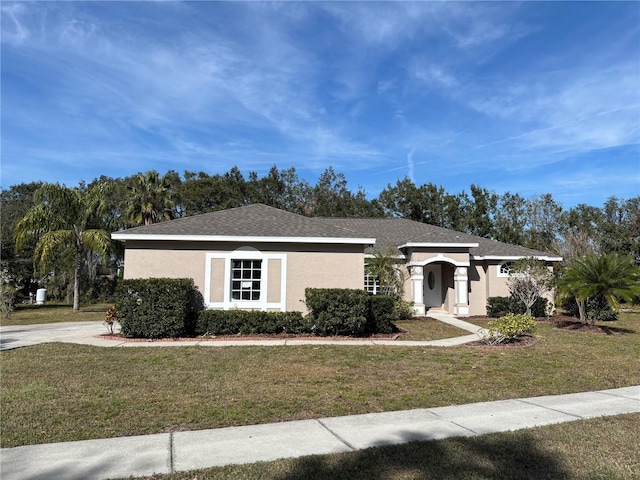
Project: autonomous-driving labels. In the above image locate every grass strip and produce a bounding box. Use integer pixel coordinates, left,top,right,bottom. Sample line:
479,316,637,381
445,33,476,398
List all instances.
1,303,112,326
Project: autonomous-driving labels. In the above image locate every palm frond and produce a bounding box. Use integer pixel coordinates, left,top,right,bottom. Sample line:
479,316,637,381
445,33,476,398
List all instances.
33,230,74,274
81,229,111,262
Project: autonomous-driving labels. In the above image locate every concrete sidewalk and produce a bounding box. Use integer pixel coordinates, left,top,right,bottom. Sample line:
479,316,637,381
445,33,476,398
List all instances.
0,314,486,351
2,386,639,480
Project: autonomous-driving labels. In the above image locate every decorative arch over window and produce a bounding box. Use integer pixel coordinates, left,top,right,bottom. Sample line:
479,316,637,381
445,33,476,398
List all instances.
498,261,515,277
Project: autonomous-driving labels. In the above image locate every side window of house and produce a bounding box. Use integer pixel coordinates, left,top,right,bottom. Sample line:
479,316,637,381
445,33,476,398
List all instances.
364,271,380,295
498,261,514,277
231,259,262,300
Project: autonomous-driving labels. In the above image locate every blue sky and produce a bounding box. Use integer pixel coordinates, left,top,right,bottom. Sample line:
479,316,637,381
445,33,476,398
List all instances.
2,1,639,208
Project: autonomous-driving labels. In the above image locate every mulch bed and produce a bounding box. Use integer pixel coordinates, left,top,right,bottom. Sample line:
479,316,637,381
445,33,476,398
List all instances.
464,335,541,348
96,314,633,343
540,315,630,335
96,332,401,342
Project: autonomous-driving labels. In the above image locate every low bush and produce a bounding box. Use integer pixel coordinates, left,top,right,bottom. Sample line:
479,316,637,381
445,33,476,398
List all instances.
115,278,202,339
486,296,511,318
367,295,396,334
196,310,305,336
0,284,19,320
305,288,370,336
304,288,397,336
393,299,415,320
486,296,548,318
483,313,536,345
562,294,618,322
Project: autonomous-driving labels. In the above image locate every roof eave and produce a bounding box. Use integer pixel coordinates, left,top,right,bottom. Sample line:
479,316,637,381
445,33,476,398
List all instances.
111,233,376,245
398,242,480,249
472,255,563,262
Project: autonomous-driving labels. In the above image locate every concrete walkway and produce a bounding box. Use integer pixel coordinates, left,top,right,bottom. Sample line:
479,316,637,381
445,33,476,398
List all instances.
2,386,638,480
0,314,487,351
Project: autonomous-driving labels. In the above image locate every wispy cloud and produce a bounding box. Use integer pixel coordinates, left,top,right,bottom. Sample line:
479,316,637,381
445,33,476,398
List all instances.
1,2,638,208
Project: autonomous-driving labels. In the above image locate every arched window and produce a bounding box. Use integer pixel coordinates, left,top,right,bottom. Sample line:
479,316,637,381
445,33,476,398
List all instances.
498,261,514,277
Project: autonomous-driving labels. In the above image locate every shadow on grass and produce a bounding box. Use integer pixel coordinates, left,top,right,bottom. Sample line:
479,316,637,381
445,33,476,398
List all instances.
273,431,569,480
553,319,636,335
15,304,72,311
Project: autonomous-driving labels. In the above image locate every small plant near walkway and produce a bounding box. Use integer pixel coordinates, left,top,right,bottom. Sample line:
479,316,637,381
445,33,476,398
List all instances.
482,313,536,345
104,306,119,334
0,283,19,320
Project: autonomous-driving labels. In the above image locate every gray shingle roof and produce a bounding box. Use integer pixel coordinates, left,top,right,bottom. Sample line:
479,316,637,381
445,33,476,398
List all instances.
112,204,368,240
113,204,558,259
317,217,555,258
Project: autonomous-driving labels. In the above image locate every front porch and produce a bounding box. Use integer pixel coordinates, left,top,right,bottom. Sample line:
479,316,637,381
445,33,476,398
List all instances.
407,260,471,318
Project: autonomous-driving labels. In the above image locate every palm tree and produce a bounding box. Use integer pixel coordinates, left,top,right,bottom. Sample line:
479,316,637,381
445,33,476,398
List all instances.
557,253,640,324
365,250,407,297
14,183,111,311
125,170,177,226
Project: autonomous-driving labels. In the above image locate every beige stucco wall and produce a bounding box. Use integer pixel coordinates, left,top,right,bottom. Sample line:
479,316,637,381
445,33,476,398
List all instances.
468,264,488,316
409,250,471,265
286,247,364,312
121,240,364,313
122,247,207,294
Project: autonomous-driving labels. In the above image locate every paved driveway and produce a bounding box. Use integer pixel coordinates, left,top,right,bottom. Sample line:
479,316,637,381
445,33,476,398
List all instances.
0,322,112,351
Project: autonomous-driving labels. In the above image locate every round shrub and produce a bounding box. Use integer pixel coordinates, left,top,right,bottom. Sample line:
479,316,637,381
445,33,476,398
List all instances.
485,313,536,344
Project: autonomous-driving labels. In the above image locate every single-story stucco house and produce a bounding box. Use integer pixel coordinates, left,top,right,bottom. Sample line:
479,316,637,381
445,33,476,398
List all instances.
112,204,562,317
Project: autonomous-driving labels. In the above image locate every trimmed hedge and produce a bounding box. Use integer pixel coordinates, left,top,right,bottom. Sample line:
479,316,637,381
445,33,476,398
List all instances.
368,295,396,334
196,310,305,336
115,278,202,339
305,288,369,336
116,283,397,339
305,288,396,336
487,296,548,318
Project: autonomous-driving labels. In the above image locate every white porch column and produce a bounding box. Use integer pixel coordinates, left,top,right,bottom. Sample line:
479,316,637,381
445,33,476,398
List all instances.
410,266,425,315
453,267,469,316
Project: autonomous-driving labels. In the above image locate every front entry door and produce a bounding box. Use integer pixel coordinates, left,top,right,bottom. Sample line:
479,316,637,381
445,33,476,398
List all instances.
424,265,442,308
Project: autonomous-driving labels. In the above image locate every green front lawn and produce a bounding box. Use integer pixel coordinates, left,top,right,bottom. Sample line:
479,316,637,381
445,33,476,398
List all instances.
395,317,469,340
2,313,638,448
0,303,112,326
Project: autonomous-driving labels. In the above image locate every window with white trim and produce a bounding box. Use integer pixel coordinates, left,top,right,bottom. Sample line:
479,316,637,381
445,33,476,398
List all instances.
498,261,514,277
231,259,262,301
364,272,380,294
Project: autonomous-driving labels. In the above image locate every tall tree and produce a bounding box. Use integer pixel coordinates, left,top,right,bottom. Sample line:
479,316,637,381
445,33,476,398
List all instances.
125,170,179,226
301,167,382,217
524,194,563,251
13,183,111,311
178,167,248,216
1,182,43,291
378,178,425,222
557,253,640,324
248,166,307,213
464,185,498,238
554,203,603,264
599,196,640,260
494,192,528,246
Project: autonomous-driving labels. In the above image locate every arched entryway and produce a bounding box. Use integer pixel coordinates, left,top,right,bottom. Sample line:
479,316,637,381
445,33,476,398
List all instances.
409,257,470,317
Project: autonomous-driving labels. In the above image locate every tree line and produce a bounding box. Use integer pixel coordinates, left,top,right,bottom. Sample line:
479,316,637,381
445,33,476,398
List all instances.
1,164,638,306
